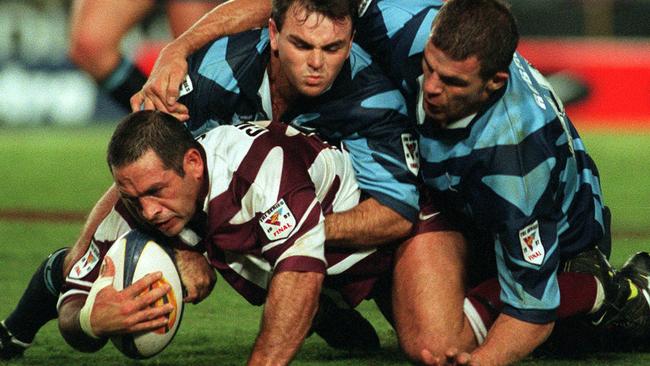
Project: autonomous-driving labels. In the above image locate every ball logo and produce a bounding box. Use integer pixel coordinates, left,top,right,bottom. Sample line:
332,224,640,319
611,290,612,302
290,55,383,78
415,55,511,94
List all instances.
140,276,178,335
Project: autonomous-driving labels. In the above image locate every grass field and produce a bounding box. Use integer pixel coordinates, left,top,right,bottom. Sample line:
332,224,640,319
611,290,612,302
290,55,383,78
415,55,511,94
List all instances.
1,125,649,365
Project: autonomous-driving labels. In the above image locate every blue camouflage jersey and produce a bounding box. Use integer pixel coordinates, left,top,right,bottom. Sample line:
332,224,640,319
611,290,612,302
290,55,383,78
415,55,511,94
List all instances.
178,28,419,221
356,0,443,102
417,53,607,323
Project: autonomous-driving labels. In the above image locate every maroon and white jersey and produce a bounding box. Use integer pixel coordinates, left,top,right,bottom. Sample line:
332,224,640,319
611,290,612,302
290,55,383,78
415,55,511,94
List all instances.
58,122,392,310
198,121,390,306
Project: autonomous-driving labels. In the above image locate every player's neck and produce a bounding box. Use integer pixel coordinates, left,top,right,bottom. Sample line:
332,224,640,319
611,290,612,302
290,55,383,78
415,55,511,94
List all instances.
268,57,299,122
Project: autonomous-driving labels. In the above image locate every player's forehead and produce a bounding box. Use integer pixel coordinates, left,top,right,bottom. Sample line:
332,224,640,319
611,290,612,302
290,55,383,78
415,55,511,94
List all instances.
424,41,482,81
112,150,171,195
282,3,353,42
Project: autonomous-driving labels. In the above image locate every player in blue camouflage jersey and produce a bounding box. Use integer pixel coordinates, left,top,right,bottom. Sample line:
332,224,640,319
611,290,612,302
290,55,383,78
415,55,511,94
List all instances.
387,1,650,364
179,33,419,225
175,0,420,236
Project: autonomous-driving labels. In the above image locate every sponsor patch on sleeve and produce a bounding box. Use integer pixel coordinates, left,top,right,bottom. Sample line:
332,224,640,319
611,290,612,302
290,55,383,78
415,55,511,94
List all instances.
518,220,545,266
401,133,420,176
178,74,194,97
259,199,296,241
69,242,101,279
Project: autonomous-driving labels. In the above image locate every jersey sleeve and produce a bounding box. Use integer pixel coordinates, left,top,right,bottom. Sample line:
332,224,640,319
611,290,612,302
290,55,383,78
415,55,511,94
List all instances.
342,126,420,222
206,140,329,276
57,207,133,310
480,141,565,323
180,37,238,133
255,186,328,274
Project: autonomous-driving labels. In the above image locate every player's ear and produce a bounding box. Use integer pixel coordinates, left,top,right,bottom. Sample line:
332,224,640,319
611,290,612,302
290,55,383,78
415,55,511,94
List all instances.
184,148,204,180
269,18,279,51
486,71,509,93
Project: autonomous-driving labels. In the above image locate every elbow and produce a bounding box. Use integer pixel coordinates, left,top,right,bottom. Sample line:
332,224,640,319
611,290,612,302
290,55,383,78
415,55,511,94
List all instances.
396,219,413,239
58,320,108,353
58,301,108,353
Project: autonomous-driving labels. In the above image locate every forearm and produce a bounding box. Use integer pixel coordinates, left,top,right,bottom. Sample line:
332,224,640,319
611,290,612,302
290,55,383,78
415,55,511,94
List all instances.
58,299,108,353
63,185,119,276
169,0,271,56
325,198,412,247
471,313,554,365
249,271,323,365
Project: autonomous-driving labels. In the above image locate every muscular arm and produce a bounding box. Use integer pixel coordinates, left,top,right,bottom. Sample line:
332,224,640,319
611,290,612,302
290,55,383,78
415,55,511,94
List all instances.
132,0,272,116
248,271,323,365
63,185,119,276
325,197,412,247
59,258,173,352
471,314,554,365
58,298,108,353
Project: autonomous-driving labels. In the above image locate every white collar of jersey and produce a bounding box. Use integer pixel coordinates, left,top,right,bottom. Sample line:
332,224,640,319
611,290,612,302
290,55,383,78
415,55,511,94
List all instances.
358,0,372,17
416,74,476,130
259,70,272,120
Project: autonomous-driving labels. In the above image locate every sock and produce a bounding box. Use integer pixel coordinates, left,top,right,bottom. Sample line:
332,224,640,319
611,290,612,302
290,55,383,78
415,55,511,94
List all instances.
464,272,599,343
557,272,598,318
100,57,148,112
465,278,502,344
4,248,68,344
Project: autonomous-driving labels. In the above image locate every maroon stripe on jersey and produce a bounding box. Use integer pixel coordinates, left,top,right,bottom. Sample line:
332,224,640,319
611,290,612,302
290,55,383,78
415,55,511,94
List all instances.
324,247,394,307
59,293,90,308
274,256,326,274
207,249,267,305
319,175,341,216
210,220,259,252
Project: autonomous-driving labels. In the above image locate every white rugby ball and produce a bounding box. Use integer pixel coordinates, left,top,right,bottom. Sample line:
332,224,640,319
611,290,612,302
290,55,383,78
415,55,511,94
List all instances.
106,229,184,359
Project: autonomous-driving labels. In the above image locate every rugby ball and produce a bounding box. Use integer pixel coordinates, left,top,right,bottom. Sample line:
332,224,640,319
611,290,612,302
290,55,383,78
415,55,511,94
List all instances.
105,229,184,359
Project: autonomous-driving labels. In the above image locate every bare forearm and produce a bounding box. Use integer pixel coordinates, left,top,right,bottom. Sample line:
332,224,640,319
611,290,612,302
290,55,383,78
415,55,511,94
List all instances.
63,185,119,276
58,299,108,353
249,271,323,365
325,198,412,247
472,314,554,365
170,0,271,56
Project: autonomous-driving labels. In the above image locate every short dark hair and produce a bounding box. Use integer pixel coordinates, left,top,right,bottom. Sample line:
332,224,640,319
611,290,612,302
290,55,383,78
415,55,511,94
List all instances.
429,0,519,80
107,110,200,176
271,0,357,32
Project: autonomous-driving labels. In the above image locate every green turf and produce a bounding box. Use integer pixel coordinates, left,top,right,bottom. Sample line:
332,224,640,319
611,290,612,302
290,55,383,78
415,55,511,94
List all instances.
0,126,649,365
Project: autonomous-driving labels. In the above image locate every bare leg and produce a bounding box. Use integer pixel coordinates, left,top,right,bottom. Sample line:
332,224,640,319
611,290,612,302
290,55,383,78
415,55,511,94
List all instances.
392,231,477,363
68,0,155,81
165,0,223,38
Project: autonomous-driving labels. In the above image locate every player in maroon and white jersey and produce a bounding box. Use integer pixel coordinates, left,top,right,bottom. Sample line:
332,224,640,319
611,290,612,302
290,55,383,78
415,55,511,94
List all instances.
57,111,395,364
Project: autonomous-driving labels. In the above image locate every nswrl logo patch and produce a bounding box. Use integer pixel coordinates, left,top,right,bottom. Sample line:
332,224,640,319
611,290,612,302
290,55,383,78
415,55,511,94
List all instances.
519,220,545,266
70,242,101,279
401,133,420,176
259,199,296,241
179,74,194,97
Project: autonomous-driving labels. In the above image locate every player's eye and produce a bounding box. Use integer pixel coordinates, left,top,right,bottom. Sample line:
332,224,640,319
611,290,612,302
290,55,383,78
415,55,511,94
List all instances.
324,44,342,53
293,40,312,50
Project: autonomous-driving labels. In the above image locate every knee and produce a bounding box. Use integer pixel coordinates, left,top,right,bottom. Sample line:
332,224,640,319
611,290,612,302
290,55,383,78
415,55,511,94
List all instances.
68,31,113,72
397,328,461,364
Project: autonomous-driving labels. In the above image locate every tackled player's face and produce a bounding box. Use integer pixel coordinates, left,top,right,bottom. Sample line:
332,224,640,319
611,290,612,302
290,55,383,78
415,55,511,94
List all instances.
421,41,506,129
269,4,353,97
112,149,203,237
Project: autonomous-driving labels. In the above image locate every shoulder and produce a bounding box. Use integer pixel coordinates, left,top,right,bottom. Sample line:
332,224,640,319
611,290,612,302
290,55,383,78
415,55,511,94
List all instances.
476,53,563,148
188,29,268,79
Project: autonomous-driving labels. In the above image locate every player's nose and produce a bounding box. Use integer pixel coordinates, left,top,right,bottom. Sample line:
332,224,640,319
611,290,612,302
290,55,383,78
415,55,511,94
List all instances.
140,197,162,221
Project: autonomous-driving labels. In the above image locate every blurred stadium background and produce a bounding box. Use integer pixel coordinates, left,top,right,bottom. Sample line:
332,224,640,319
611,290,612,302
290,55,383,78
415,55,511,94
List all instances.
1,1,650,365
1,0,649,127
